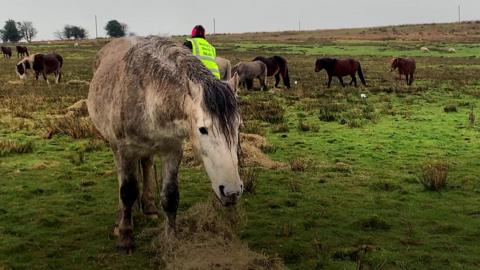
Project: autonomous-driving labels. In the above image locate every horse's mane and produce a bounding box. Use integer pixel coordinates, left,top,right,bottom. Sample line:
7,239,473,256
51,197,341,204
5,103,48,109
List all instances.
317,57,337,71
124,36,239,146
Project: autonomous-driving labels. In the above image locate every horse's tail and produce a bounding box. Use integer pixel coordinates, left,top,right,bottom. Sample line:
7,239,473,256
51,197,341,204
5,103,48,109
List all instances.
273,56,290,88
357,63,366,86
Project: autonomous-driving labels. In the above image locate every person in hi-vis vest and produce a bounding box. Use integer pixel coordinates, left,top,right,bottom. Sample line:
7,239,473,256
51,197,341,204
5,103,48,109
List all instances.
184,25,221,79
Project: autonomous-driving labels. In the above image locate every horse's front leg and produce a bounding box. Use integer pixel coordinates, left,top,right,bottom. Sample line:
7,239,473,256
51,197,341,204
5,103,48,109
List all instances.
161,147,182,235
350,75,357,86
42,72,49,85
115,151,140,253
327,75,332,88
338,76,345,87
140,156,159,219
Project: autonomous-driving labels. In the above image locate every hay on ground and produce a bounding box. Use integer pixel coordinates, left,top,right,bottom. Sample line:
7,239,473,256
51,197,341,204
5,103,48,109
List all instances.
152,202,285,270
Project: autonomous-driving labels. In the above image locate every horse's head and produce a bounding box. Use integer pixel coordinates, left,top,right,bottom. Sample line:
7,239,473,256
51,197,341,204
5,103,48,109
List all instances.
186,79,243,206
390,58,399,72
16,58,31,79
314,58,323,72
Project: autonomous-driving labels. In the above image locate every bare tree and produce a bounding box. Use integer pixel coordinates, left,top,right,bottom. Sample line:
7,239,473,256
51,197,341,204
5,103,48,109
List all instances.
54,30,65,40
18,21,37,43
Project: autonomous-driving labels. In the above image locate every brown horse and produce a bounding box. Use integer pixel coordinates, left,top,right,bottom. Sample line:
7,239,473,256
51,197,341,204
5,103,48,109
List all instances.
1,46,12,59
315,57,366,88
391,57,416,85
252,56,290,88
16,46,29,58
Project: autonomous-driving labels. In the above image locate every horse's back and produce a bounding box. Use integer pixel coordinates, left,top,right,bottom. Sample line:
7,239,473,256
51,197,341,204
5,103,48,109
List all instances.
88,38,140,142
93,38,140,71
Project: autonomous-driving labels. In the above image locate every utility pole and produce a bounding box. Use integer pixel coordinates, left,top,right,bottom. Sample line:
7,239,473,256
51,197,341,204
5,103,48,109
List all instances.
213,18,216,35
298,20,301,31
95,15,98,39
458,5,461,23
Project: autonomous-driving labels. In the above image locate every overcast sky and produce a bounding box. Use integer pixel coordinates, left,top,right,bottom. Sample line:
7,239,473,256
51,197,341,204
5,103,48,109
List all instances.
1,0,479,40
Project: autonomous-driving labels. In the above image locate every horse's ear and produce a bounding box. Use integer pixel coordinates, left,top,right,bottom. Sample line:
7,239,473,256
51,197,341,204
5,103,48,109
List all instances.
227,72,239,95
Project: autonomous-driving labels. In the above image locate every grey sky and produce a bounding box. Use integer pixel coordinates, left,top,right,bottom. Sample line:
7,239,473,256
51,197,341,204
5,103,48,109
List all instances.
1,0,479,40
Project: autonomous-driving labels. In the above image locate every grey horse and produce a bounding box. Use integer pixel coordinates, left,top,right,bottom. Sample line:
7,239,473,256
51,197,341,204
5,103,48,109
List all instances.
87,36,243,253
216,56,232,81
232,60,268,91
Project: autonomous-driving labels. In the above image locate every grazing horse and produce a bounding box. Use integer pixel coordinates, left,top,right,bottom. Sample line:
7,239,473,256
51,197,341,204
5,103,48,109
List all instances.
87,37,242,253
16,53,63,84
1,46,12,59
252,56,290,88
315,57,366,88
391,57,416,85
16,46,29,58
216,56,232,81
232,61,268,91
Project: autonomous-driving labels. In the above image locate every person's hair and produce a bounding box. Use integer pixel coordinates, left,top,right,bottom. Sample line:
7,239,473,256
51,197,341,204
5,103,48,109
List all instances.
191,25,206,38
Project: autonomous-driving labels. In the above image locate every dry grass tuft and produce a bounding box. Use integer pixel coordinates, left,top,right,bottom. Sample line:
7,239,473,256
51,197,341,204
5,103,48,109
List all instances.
153,202,285,270
0,139,33,156
290,159,307,172
240,167,258,194
443,104,458,113
41,115,100,139
420,161,449,191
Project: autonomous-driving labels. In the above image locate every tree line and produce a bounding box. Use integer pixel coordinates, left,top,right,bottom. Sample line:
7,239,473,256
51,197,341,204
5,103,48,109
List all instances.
0,19,129,42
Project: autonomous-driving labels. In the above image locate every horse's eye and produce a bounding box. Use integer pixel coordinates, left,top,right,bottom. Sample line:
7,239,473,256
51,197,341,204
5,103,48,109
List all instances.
199,127,208,135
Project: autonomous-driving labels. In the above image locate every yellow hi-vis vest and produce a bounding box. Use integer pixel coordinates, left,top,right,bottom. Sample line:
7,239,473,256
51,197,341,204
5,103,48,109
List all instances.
187,38,220,79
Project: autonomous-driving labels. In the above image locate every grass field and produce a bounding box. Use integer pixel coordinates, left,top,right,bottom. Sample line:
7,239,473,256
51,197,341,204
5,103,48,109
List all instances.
1,25,480,270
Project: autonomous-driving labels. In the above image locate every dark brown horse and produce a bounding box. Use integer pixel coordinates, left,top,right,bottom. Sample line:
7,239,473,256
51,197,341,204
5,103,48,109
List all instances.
1,46,12,59
16,53,63,84
391,57,416,85
315,57,366,88
16,46,29,58
252,56,290,88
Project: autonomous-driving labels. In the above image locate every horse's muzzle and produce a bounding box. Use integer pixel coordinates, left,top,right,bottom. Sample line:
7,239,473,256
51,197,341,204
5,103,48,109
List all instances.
218,185,241,207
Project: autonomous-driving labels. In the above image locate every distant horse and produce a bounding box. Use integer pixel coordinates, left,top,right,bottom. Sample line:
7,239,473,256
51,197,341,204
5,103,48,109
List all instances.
420,47,430,53
314,57,366,88
16,53,63,84
391,57,416,85
232,61,268,90
16,46,29,58
1,46,12,59
216,56,232,81
88,37,242,253
448,48,456,53
252,56,290,88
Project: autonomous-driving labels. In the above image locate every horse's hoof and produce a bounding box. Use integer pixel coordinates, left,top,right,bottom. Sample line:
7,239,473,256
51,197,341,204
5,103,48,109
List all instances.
113,226,120,236
117,228,134,254
117,244,135,254
142,202,159,219
144,213,159,220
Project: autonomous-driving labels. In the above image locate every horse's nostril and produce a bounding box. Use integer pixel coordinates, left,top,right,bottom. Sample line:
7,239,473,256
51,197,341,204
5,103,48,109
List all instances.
219,185,226,197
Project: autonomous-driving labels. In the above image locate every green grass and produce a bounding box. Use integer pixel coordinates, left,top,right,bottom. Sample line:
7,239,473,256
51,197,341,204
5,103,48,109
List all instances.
1,36,480,270
222,41,480,58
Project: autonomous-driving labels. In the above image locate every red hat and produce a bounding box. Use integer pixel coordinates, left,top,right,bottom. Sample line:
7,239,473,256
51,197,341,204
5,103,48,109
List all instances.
191,25,205,38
